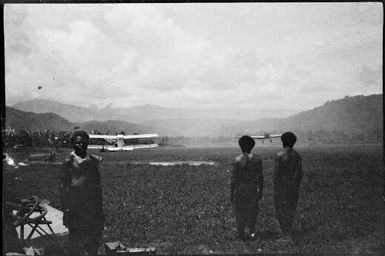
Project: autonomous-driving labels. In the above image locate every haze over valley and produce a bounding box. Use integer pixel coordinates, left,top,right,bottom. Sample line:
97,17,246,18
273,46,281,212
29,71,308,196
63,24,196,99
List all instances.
7,94,383,141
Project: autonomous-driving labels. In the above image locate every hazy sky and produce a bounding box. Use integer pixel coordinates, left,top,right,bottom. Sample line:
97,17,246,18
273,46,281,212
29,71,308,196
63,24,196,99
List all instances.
4,3,383,117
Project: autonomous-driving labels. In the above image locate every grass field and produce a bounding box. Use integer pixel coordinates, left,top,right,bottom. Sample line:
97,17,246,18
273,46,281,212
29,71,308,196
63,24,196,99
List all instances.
5,144,384,254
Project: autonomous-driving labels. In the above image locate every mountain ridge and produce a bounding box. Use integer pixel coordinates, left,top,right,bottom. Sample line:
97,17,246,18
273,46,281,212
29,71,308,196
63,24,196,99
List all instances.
218,94,383,136
7,94,383,137
5,107,74,131
11,99,299,122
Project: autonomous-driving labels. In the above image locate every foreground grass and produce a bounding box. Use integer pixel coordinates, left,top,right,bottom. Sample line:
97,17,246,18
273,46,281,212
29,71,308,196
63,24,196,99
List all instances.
5,144,384,254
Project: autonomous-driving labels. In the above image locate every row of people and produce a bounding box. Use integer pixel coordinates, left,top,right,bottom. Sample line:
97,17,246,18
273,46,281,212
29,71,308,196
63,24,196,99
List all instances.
232,133,302,242
3,129,72,148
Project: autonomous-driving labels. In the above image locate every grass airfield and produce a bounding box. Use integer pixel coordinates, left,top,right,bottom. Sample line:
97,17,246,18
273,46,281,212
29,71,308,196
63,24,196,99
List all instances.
5,144,384,254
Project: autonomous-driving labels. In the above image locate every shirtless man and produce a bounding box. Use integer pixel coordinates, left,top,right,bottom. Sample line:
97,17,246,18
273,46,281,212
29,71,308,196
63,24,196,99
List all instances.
60,129,104,256
231,135,264,241
274,132,302,242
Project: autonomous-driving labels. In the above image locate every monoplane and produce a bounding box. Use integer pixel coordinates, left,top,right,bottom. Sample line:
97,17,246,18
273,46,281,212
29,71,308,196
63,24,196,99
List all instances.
88,133,159,152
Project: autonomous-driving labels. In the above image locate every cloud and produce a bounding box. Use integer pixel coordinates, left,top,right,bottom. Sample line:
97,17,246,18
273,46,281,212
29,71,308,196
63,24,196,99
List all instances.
359,65,382,87
99,5,216,92
4,3,383,115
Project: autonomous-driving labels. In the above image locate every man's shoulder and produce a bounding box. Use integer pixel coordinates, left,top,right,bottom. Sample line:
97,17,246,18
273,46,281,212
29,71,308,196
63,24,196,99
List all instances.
250,153,262,162
292,149,302,160
276,151,285,159
234,153,262,163
234,154,244,162
63,155,74,164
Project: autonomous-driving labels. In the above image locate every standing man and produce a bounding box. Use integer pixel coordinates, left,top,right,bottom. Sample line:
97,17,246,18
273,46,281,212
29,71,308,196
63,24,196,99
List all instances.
60,129,104,256
274,132,302,242
231,135,264,241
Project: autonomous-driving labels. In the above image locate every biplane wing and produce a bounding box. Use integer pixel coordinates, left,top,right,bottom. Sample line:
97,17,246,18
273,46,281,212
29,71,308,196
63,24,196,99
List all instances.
250,135,266,139
122,134,159,139
127,143,159,149
89,134,159,140
88,134,121,140
250,133,282,140
89,145,134,151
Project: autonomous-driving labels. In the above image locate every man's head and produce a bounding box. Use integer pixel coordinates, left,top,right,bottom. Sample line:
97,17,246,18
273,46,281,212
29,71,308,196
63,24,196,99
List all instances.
238,135,255,153
281,131,297,148
70,129,89,156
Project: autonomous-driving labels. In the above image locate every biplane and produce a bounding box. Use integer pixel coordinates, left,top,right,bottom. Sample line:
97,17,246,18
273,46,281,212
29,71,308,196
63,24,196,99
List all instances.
237,132,282,143
88,133,159,152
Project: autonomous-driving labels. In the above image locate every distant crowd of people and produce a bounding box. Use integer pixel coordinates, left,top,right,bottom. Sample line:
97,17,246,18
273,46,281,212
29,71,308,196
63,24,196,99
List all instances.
3,128,73,148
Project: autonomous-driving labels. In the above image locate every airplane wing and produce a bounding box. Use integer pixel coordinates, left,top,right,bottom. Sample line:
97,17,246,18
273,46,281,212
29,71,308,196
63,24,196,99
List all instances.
88,145,128,151
109,147,132,151
89,135,118,140
120,144,159,151
122,134,159,139
88,144,121,150
90,134,158,139
250,135,266,139
132,144,159,149
87,145,108,150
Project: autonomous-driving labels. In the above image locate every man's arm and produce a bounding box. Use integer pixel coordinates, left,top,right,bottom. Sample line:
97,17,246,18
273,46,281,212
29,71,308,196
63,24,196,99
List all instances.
230,161,238,203
59,160,71,212
91,165,104,215
273,154,280,189
60,159,73,227
296,156,303,186
257,158,264,201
